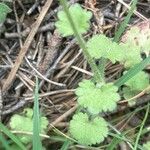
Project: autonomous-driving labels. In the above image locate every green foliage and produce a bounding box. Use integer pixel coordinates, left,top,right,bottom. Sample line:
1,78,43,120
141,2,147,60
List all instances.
122,87,137,106
56,1,150,147
0,122,26,150
143,141,150,150
119,43,142,68
86,35,112,59
55,3,92,37
87,35,124,63
123,71,149,92
33,77,43,150
0,3,11,23
69,112,108,145
123,71,149,104
0,133,11,150
123,26,150,56
75,80,120,114
9,108,48,144
86,34,142,68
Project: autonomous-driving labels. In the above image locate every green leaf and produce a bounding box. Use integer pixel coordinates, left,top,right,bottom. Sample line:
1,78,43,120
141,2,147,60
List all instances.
0,122,26,150
122,71,149,105
122,87,137,99
86,34,124,63
122,25,150,56
114,56,150,87
69,112,108,145
134,104,149,150
55,3,92,37
0,3,11,23
123,27,140,45
60,140,71,150
123,71,149,92
33,77,43,150
0,133,11,150
121,43,142,68
87,35,112,59
143,141,150,150
86,34,142,68
9,108,48,144
75,80,120,114
122,87,137,105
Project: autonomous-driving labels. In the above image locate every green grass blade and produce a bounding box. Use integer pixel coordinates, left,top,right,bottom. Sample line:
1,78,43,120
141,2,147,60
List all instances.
0,122,26,150
60,140,71,150
0,133,11,150
114,0,138,42
133,103,149,150
33,77,42,150
106,136,121,150
115,56,150,87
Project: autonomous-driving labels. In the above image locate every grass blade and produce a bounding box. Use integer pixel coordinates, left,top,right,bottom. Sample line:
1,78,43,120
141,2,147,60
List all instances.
0,133,11,150
60,140,71,150
115,56,150,87
114,0,138,42
33,77,42,150
106,136,121,150
133,103,149,150
0,122,26,150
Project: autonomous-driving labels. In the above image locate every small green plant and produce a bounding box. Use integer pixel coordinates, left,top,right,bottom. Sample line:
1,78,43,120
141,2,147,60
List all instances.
123,71,149,100
69,112,108,145
56,0,149,146
9,108,48,146
55,3,92,37
75,80,120,114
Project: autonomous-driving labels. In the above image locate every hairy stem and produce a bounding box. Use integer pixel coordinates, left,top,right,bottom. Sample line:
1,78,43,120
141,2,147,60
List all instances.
59,0,105,83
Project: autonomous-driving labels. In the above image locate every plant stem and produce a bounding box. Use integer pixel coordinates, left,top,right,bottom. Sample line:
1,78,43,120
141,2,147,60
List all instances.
59,0,105,83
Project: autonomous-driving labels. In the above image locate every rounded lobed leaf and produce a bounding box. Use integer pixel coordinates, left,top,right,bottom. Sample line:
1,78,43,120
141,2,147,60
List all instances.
119,43,142,68
122,87,137,106
86,34,112,59
55,3,92,37
86,34,124,63
9,108,48,144
75,80,120,114
123,71,149,92
69,112,108,145
121,21,150,56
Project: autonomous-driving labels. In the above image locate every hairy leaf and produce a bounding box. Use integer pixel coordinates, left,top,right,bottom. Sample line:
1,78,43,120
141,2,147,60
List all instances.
122,87,137,106
69,112,108,145
123,71,149,92
9,108,48,144
119,43,142,68
55,3,92,37
86,35,124,63
122,23,150,56
75,80,120,114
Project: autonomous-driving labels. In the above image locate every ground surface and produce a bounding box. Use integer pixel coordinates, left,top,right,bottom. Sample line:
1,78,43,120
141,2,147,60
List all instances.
1,0,150,149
